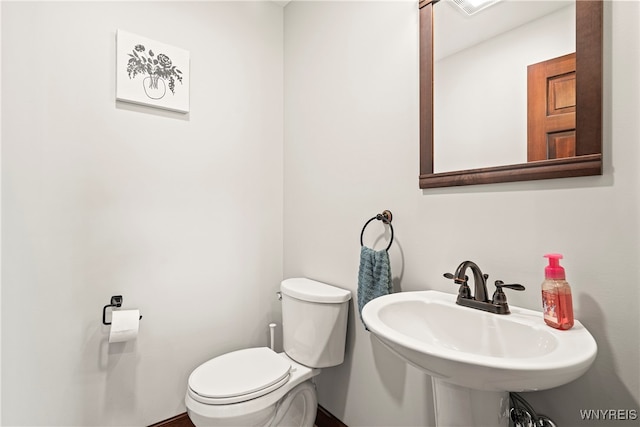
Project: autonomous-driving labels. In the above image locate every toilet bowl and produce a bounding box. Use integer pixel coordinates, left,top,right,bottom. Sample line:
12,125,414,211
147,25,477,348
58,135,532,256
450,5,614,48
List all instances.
185,278,351,427
186,348,320,426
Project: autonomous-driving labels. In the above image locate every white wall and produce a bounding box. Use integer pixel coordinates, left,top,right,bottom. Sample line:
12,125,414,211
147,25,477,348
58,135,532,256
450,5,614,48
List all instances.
284,1,639,426
1,1,283,425
0,1,3,422
2,1,639,426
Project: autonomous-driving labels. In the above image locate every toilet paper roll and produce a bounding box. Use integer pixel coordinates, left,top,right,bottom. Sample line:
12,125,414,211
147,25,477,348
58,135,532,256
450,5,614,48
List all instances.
109,309,140,343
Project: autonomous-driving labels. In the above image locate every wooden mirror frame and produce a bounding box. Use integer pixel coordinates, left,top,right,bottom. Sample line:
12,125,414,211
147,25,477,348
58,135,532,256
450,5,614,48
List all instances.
419,0,602,189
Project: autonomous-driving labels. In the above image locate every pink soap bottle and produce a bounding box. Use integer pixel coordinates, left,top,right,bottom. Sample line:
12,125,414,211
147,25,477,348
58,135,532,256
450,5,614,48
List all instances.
541,253,574,330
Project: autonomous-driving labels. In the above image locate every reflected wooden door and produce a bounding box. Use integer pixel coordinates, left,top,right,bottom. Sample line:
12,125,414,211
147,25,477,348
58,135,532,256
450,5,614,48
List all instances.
527,53,576,161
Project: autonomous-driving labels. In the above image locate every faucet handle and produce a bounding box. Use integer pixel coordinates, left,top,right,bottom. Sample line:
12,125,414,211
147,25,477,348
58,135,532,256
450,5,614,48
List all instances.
444,272,469,283
444,273,471,299
494,280,525,291
492,280,525,306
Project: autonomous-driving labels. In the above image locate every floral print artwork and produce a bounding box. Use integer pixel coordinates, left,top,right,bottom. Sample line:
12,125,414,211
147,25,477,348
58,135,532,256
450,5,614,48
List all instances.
116,30,190,113
127,44,183,99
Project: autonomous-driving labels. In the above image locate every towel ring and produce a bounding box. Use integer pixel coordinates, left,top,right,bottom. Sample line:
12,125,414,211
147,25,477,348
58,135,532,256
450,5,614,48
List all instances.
360,210,394,251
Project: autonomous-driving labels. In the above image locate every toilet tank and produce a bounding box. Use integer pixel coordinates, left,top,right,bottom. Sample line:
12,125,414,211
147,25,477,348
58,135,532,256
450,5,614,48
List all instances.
280,278,351,368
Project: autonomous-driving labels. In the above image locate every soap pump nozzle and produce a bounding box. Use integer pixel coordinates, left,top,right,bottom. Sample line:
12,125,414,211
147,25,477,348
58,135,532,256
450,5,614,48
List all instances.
544,253,566,280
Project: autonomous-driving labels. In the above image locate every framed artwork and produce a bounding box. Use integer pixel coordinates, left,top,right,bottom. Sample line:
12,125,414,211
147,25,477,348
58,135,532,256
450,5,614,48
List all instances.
116,29,190,113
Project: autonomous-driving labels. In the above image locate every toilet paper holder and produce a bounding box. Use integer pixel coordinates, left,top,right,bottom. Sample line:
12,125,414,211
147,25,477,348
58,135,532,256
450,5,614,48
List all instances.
102,295,143,325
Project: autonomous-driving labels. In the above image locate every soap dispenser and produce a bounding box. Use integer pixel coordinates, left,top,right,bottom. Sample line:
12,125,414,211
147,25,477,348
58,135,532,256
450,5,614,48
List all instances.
541,253,574,330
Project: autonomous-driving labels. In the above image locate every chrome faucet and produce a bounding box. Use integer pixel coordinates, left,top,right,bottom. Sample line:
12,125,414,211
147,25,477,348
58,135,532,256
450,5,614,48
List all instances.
444,261,525,314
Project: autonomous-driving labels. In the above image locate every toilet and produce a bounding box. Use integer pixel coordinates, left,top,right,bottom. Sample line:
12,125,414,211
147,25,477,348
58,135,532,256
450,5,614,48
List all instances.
185,278,352,427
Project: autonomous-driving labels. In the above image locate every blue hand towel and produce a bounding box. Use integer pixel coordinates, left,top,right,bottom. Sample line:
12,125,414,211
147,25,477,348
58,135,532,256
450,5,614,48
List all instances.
358,246,392,326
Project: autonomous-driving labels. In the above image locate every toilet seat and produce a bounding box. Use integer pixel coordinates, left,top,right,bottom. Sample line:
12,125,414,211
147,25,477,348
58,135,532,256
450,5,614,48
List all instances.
188,347,291,405
186,351,322,427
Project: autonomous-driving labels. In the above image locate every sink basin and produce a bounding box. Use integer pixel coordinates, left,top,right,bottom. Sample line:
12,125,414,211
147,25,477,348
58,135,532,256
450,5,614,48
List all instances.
362,290,597,392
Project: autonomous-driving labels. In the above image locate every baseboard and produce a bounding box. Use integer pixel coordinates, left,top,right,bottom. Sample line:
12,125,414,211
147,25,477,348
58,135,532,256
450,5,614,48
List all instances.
149,405,347,427
148,412,194,427
315,404,348,427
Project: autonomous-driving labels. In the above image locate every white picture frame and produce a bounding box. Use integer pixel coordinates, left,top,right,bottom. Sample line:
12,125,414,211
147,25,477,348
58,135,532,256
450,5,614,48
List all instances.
116,29,190,113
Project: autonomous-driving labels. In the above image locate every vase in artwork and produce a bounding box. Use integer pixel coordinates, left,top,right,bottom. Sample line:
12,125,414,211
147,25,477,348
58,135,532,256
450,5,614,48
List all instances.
143,75,166,100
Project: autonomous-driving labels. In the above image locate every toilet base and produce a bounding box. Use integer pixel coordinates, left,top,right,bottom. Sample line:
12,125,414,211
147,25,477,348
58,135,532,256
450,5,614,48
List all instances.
187,380,317,427
187,403,277,427
271,381,317,427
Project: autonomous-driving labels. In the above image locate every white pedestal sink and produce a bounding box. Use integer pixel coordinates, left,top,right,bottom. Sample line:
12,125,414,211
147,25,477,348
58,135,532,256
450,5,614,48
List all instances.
362,290,597,427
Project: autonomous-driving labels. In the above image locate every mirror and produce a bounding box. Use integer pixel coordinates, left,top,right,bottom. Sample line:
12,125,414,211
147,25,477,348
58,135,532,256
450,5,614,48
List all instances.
434,1,575,172
419,0,602,189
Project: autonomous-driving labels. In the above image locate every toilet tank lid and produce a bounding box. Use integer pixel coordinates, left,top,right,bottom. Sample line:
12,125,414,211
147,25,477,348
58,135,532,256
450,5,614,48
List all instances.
281,278,352,303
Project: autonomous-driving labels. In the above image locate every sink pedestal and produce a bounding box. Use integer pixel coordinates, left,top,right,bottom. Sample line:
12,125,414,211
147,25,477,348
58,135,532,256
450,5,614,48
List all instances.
432,378,509,427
